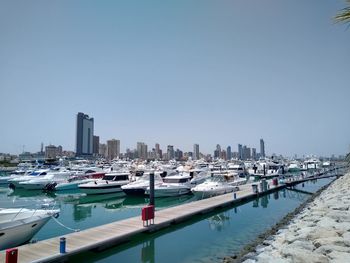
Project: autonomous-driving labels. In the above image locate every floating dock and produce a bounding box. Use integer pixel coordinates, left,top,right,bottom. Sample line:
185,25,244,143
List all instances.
0,170,342,263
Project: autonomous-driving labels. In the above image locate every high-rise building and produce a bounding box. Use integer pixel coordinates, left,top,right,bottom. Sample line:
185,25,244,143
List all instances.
137,142,148,160
167,145,175,160
252,148,257,160
45,145,58,159
107,139,120,160
227,146,232,160
193,144,200,160
155,143,161,159
238,144,243,160
93,136,100,155
99,143,107,157
214,144,221,159
260,139,265,158
76,112,94,156
242,145,247,160
175,149,183,160
246,147,251,159
221,150,227,160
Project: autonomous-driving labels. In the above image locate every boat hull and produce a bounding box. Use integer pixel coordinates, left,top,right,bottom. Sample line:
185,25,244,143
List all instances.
0,216,52,250
146,187,191,197
122,188,146,196
79,185,125,195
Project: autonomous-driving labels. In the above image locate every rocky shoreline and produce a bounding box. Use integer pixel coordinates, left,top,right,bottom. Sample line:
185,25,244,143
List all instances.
223,172,350,263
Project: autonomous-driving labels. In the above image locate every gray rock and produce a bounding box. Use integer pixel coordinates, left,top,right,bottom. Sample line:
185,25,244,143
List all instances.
327,250,350,263
281,246,329,263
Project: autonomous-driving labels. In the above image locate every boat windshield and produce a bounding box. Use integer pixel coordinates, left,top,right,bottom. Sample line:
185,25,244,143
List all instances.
163,178,189,183
103,174,129,181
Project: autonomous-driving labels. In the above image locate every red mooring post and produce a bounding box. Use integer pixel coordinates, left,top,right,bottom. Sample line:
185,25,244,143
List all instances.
6,248,18,263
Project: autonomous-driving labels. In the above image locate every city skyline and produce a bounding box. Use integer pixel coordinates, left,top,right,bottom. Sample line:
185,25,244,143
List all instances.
1,1,349,157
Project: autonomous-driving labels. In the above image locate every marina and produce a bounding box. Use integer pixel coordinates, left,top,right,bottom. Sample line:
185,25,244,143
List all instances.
1,1,350,262
0,166,344,262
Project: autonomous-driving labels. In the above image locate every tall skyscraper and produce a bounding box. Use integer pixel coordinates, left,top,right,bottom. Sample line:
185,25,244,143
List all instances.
238,144,243,160
137,142,148,160
260,138,265,158
107,139,120,160
76,112,94,156
214,144,221,159
252,148,257,160
99,143,107,157
167,145,175,160
155,143,160,159
193,144,200,160
93,136,100,155
227,146,232,160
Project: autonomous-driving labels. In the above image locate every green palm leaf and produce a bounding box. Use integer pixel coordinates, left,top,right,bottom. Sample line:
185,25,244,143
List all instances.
335,0,350,23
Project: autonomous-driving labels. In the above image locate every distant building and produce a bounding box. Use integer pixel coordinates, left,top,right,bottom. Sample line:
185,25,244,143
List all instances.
167,145,175,160
193,144,200,160
107,139,120,160
221,150,227,160
76,112,94,156
260,139,265,158
93,136,100,155
214,144,221,159
99,143,107,157
246,147,251,159
137,142,148,160
175,149,183,160
155,143,161,159
242,145,247,160
227,146,232,160
45,145,58,159
252,148,257,160
238,144,243,160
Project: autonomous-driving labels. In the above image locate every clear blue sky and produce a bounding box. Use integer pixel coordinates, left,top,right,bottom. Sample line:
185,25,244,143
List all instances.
1,0,349,157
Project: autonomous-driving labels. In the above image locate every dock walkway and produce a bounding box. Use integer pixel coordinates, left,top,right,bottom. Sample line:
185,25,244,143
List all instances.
0,171,341,263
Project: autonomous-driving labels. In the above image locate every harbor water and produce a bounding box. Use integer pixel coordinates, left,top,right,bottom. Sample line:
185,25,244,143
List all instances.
0,173,335,262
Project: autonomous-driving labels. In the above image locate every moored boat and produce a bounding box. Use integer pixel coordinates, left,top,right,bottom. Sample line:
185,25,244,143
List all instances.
78,172,130,195
0,207,59,250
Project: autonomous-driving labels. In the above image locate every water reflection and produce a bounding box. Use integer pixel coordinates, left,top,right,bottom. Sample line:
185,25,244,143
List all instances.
260,195,268,208
141,240,155,263
207,212,230,231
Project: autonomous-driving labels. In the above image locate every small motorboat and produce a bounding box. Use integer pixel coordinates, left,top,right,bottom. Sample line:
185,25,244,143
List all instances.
122,172,163,196
145,173,192,197
191,176,238,199
78,172,130,195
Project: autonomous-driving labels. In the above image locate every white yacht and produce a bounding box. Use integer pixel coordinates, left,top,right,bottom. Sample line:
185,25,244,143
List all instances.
0,207,59,250
78,172,130,195
50,178,97,191
287,161,302,172
145,173,192,197
121,172,163,196
8,169,50,189
19,170,73,190
303,158,321,170
191,177,238,199
227,163,247,178
190,170,212,186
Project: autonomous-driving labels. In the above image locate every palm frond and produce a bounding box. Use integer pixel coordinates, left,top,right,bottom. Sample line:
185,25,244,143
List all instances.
335,1,350,23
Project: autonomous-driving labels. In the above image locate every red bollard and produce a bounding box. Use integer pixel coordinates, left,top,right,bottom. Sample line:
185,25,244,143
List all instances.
6,248,18,263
